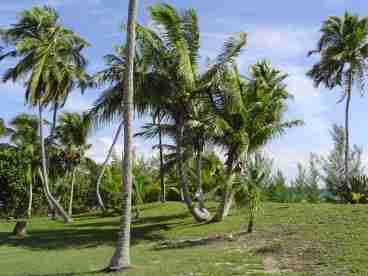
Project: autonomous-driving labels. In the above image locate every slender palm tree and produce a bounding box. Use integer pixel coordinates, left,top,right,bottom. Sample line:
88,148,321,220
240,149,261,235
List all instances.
210,61,303,221
308,12,368,189
106,0,139,271
1,6,88,223
9,114,40,217
55,112,91,216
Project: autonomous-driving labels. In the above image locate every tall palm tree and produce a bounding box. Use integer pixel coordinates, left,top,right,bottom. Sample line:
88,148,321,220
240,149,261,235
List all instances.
90,4,245,222
133,4,246,222
55,112,91,216
210,61,303,221
1,6,89,223
107,0,139,271
308,12,368,189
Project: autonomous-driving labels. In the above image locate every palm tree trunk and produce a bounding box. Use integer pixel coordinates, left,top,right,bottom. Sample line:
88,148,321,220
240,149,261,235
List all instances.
50,101,59,139
38,104,72,224
345,73,353,190
175,119,211,222
212,156,235,222
247,212,254,233
27,181,32,218
107,0,138,271
212,174,235,222
96,121,124,212
68,168,77,217
158,123,166,203
196,149,205,211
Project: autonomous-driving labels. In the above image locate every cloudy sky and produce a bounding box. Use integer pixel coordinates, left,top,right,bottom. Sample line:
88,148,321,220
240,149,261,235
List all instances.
1,0,368,180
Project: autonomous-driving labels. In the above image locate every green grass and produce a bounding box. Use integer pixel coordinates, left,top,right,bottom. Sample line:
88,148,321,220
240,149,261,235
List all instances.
1,202,368,275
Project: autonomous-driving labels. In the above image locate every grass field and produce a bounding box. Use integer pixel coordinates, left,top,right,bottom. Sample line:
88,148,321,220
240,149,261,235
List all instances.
1,202,368,275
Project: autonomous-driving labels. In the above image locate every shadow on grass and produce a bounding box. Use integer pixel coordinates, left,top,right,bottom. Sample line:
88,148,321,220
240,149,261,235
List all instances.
0,212,192,251
27,271,102,276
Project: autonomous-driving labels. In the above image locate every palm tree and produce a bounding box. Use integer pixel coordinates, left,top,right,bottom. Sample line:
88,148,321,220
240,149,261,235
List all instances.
132,4,246,222
90,4,245,222
1,6,88,223
8,114,40,218
106,0,139,271
55,112,91,217
94,121,124,212
308,12,368,190
210,61,303,221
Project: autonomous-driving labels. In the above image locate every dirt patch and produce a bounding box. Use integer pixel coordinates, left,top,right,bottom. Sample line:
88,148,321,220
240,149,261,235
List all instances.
237,224,324,274
264,255,281,273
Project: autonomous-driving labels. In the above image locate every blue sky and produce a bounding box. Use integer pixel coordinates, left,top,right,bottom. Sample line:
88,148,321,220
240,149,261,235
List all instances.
1,0,368,180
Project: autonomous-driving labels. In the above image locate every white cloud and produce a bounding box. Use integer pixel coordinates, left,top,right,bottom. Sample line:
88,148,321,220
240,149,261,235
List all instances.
63,92,93,113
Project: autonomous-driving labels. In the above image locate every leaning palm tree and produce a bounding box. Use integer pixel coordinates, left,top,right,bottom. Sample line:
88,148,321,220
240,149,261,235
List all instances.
210,61,303,221
308,12,368,190
106,0,139,271
135,4,246,222
1,6,88,223
55,112,91,216
90,4,246,222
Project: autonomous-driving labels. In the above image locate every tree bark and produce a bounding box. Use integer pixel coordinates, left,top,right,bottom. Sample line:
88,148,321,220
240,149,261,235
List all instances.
212,173,235,222
38,104,72,224
175,119,211,222
13,221,27,238
158,121,166,203
344,72,353,190
107,0,138,271
247,212,254,233
68,168,77,217
196,149,205,211
27,181,32,218
50,101,59,139
96,121,124,212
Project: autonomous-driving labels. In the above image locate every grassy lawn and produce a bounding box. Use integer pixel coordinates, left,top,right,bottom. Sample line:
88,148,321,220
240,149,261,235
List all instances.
1,202,368,275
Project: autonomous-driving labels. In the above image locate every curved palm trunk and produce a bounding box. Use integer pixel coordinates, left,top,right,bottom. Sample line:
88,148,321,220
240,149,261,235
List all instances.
107,0,138,271
68,168,77,217
345,73,353,190
96,121,124,212
176,120,211,222
212,156,235,222
212,174,236,222
158,123,166,203
27,181,32,218
38,104,72,224
195,149,205,211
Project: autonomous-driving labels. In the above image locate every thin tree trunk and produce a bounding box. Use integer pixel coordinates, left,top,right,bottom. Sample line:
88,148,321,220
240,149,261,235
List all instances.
212,173,235,222
27,181,32,218
158,122,166,203
247,212,254,233
345,73,352,190
50,101,59,139
68,168,77,217
38,104,72,224
107,0,138,271
196,149,205,211
176,120,211,222
212,156,235,222
96,121,124,212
